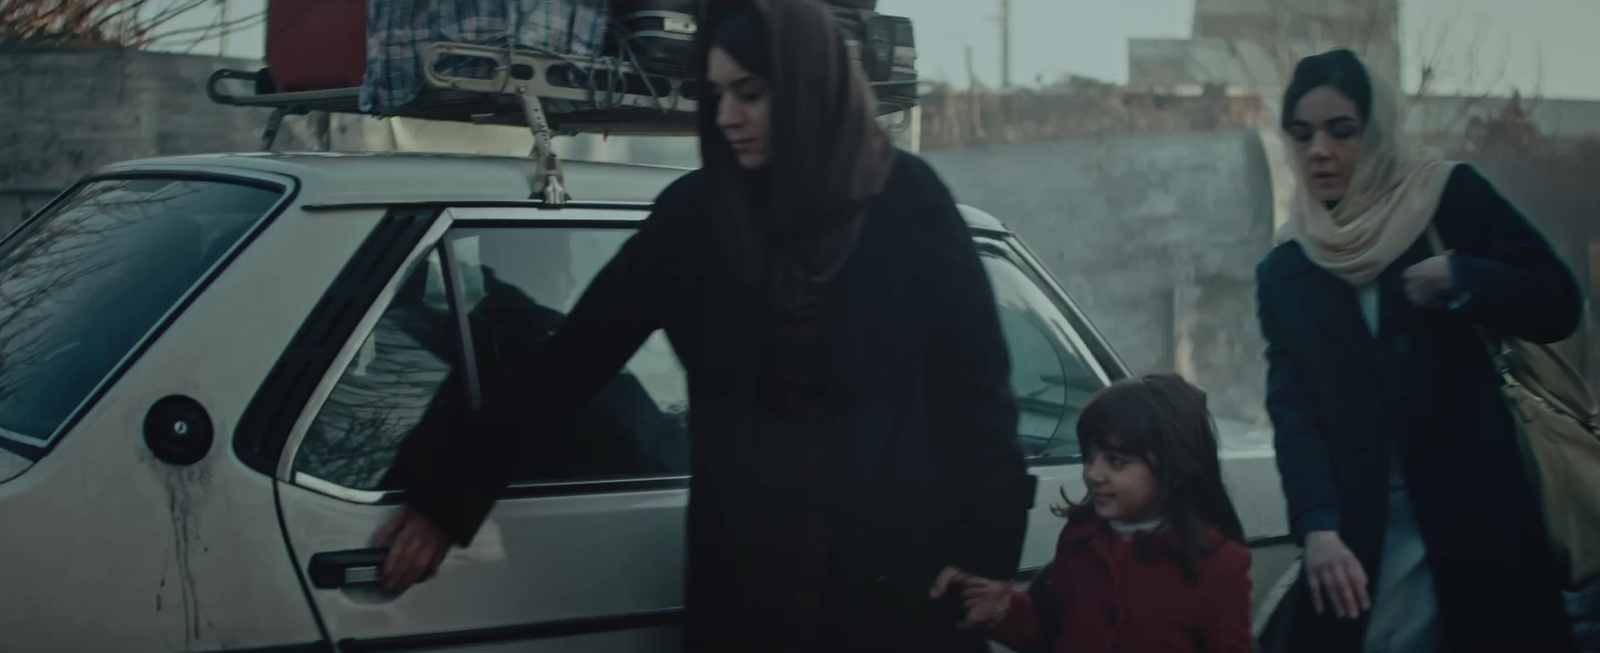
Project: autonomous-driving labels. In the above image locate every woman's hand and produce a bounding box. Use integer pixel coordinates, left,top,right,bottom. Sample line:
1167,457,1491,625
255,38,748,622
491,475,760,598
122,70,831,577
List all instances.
1304,531,1371,620
1403,253,1456,309
930,566,1014,630
373,505,452,594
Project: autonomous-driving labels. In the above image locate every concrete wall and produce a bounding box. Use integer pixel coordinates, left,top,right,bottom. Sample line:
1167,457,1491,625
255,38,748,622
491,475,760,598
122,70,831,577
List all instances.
1408,96,1600,145
0,48,319,230
926,130,1277,424
926,133,1599,426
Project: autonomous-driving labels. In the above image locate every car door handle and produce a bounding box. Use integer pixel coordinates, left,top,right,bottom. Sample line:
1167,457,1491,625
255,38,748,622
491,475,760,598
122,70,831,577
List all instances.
308,548,389,589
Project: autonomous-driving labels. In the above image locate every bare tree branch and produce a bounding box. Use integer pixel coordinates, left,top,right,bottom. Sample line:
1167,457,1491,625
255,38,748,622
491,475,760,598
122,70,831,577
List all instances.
145,10,263,47
0,0,252,51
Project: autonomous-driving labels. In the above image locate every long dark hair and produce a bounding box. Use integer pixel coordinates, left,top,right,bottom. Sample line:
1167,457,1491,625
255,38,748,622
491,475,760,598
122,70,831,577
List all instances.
693,0,893,316
1058,373,1246,582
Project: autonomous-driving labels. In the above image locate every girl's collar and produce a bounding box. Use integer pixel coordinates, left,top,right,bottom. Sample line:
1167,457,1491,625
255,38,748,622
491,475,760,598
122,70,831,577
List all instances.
1109,518,1166,539
1063,508,1226,552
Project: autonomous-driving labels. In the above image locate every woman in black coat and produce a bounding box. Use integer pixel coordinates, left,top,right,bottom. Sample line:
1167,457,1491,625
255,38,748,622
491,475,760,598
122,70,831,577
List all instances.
374,1,1035,651
1258,49,1581,652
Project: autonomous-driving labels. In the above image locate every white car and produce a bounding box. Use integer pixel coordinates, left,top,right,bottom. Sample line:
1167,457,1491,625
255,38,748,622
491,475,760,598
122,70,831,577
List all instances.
0,153,1290,652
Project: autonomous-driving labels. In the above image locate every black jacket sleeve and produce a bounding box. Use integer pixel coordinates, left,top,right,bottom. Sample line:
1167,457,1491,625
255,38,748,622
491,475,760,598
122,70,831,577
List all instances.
922,179,1034,581
1257,260,1340,542
1440,165,1583,344
396,193,678,546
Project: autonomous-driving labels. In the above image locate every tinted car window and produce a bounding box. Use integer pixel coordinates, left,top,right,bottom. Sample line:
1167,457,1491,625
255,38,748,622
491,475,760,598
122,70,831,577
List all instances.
982,253,1104,459
294,226,689,492
448,227,689,482
0,178,280,453
295,251,461,490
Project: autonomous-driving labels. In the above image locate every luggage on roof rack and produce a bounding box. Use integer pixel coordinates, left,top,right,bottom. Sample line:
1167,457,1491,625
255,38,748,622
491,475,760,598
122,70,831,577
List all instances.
263,0,611,106
829,6,916,106
212,44,702,140
246,0,917,126
611,1,702,76
605,0,915,89
224,0,920,204
265,0,366,93
210,41,915,144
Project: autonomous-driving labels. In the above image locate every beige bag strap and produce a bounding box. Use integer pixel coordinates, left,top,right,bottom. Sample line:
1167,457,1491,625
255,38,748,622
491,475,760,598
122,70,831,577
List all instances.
1425,224,1447,257
1429,225,1600,421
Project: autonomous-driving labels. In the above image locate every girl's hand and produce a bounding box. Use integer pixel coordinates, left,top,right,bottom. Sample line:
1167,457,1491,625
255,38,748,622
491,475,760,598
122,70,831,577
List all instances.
930,566,1014,630
1304,531,1371,620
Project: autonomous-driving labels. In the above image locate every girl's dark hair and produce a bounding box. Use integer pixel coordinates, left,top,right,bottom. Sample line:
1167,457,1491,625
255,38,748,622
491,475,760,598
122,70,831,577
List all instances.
1058,373,1246,583
712,4,770,79
1281,48,1373,131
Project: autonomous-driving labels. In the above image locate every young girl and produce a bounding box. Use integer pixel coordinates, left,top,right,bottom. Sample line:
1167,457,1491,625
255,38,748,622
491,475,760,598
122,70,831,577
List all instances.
934,374,1253,653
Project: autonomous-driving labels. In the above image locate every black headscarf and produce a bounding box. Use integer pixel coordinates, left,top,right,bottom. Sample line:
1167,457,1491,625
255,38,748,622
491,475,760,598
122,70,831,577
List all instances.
696,0,894,317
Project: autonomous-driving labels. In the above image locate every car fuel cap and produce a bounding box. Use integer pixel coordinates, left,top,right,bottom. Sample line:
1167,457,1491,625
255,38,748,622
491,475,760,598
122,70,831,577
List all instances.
144,395,214,466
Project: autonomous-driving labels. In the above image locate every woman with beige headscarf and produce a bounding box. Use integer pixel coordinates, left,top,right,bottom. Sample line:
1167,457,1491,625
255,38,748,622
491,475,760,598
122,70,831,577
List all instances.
1257,49,1581,652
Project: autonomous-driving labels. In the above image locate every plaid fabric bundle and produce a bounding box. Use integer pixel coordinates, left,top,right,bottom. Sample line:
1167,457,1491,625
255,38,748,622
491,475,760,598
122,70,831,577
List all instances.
361,0,610,113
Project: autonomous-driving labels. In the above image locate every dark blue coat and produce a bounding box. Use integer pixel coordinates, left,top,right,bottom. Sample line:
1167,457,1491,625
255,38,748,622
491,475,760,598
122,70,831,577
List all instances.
1256,165,1581,652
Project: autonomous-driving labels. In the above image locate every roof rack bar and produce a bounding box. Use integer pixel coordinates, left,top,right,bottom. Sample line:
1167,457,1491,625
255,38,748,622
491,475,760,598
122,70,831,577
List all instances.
518,92,566,205
207,41,916,158
420,42,698,116
262,105,309,151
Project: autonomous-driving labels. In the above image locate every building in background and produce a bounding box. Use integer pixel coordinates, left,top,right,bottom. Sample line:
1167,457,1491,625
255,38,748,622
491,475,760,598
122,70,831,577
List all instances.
1129,0,1400,100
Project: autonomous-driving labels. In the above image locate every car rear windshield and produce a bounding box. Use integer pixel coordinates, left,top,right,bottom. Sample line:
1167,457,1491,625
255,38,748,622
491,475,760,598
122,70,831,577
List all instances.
0,177,282,454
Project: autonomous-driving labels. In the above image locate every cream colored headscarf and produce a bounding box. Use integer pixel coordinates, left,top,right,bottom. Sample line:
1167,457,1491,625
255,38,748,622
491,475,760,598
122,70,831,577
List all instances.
1276,51,1457,286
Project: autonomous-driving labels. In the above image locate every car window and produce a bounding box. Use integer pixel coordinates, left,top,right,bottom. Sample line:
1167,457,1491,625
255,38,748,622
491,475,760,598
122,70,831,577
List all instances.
293,226,689,492
294,250,462,490
447,227,689,483
0,178,282,455
982,252,1103,460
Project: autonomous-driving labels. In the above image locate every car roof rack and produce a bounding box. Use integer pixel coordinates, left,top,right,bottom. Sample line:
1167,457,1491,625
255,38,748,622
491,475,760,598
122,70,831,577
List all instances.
209,43,701,205
209,42,918,204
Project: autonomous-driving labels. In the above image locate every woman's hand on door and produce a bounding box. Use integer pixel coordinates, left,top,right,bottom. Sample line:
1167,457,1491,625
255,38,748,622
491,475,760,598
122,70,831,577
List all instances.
1304,530,1371,620
374,505,452,594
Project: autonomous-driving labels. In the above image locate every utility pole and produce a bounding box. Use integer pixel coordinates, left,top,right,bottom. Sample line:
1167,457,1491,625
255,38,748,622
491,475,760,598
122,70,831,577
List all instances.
217,0,230,57
965,45,977,89
999,0,1012,88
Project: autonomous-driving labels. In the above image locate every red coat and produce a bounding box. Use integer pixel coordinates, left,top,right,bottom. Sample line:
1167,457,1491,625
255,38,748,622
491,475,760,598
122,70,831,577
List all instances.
992,513,1252,653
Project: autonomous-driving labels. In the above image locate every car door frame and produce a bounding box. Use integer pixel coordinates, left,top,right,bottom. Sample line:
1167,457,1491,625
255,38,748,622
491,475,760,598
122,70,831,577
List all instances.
275,205,695,497
239,201,696,652
243,205,1143,641
990,228,1300,622
968,231,1129,578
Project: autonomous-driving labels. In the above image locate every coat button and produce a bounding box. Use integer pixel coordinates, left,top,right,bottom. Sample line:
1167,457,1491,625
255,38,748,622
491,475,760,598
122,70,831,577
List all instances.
1394,335,1412,353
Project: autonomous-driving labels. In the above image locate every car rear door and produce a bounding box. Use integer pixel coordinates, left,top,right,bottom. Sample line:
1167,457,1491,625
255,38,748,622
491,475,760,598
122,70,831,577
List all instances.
993,231,1298,625
266,206,690,652
970,234,1123,573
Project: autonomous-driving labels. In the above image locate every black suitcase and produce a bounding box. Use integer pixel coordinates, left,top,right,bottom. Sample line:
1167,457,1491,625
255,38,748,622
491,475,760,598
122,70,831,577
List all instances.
830,7,917,107
610,0,912,109
611,0,701,75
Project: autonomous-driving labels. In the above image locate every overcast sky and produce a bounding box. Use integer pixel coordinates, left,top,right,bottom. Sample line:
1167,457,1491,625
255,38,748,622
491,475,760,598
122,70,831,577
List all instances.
172,0,1600,99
